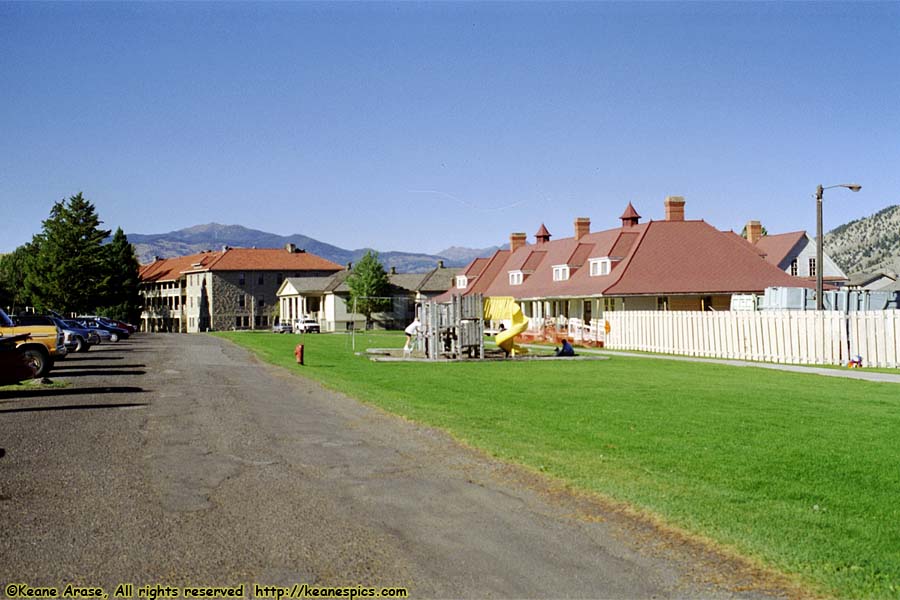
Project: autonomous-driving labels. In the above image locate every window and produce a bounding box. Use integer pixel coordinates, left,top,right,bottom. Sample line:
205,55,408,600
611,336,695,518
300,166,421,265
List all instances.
258,297,265,308
552,265,569,281
657,296,668,311
238,295,245,308
808,258,817,277
589,258,611,277
509,271,523,286
235,316,242,328
456,276,468,289
239,273,245,286
790,259,798,276
604,297,616,313
258,274,264,285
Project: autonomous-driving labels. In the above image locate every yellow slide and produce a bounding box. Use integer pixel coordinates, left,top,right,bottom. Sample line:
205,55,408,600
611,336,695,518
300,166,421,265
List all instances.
484,296,529,356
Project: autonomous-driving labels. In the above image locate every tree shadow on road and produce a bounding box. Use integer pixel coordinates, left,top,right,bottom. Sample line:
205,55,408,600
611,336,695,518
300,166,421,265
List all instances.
0,386,147,401
0,401,149,414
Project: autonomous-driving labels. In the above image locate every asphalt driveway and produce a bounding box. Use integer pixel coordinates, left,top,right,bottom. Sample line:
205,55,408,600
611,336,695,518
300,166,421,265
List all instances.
0,334,797,599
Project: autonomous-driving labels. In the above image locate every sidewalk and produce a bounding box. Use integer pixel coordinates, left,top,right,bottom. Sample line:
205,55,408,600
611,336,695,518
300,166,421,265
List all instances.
522,344,900,384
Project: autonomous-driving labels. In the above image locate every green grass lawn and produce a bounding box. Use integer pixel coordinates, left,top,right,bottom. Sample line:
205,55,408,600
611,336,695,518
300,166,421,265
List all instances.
217,331,900,599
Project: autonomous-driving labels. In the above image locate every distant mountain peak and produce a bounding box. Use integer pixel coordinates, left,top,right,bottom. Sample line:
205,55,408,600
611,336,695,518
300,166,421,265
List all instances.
128,223,493,274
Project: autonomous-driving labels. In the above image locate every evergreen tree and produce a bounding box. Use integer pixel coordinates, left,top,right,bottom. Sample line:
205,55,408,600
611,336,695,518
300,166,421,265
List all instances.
96,227,142,322
345,251,391,329
0,244,36,310
25,193,111,314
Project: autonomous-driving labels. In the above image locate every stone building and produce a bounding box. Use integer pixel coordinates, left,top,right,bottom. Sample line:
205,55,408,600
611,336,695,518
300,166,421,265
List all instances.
139,244,343,332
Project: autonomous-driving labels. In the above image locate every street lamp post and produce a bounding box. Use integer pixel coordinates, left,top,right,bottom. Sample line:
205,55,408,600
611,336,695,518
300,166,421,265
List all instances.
815,183,862,310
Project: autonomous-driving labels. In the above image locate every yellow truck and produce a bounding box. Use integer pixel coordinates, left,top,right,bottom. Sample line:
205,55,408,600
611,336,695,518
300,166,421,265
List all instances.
0,308,66,377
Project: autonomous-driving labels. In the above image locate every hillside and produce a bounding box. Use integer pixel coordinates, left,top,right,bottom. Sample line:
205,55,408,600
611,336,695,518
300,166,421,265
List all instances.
128,223,490,273
824,205,900,276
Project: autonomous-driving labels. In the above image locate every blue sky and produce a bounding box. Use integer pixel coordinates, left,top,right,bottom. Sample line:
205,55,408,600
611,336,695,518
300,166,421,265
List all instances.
2,2,898,256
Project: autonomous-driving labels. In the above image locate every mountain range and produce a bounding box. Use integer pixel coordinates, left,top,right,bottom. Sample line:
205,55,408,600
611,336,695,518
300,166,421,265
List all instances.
129,206,900,278
824,205,900,277
129,223,501,273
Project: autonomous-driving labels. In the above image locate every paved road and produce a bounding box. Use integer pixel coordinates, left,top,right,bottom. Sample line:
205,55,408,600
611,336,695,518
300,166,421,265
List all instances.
1,335,795,599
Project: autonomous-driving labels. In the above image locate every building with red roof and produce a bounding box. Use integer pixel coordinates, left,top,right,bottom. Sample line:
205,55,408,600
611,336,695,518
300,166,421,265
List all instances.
441,197,816,328
744,222,848,285
140,244,343,332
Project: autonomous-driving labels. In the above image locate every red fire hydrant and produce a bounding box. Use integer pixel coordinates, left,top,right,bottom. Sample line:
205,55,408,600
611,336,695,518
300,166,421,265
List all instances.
294,344,304,366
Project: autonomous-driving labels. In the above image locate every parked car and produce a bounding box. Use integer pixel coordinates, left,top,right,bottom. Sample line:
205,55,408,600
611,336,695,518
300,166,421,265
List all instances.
78,318,128,342
0,334,37,385
81,316,131,340
50,317,100,352
73,319,112,343
294,317,321,333
272,321,293,334
0,309,65,377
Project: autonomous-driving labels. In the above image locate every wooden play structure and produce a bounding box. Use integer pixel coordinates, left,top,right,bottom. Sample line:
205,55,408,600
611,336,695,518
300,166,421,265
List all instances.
414,294,485,360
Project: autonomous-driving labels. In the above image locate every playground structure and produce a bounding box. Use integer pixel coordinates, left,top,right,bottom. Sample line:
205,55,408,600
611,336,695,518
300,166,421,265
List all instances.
415,294,486,360
410,294,534,360
484,296,529,356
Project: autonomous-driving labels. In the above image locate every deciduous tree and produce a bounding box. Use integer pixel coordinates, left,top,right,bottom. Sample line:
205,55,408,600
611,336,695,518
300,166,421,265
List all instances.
345,251,391,329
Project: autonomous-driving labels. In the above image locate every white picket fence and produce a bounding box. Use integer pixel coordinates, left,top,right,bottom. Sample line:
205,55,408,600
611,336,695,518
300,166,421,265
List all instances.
603,310,900,368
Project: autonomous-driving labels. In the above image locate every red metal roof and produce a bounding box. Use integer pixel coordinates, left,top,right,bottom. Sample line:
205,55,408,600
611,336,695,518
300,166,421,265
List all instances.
604,221,809,295
566,243,594,267
619,202,641,220
463,257,490,278
140,247,342,283
755,231,807,268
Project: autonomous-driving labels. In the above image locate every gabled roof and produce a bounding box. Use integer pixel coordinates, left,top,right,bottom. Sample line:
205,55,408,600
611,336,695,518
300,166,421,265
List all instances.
847,272,897,287
521,250,547,272
607,231,640,258
566,243,593,268
417,265,461,293
463,258,490,278
754,231,807,269
723,231,768,258
279,276,337,295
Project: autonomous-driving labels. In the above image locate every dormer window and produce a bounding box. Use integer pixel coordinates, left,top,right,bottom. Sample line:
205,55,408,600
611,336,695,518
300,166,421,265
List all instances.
589,258,612,277
456,275,468,289
509,271,523,286
552,265,570,282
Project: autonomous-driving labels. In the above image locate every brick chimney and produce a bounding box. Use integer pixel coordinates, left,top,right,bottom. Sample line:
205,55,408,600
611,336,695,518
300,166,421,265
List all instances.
664,196,685,221
510,232,527,253
437,260,444,268
574,217,590,240
535,223,551,245
746,220,763,245
285,243,296,253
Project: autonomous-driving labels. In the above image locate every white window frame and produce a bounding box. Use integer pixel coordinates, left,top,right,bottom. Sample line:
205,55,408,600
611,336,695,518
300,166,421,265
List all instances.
456,275,468,289
589,258,612,277
552,265,570,282
509,271,523,286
